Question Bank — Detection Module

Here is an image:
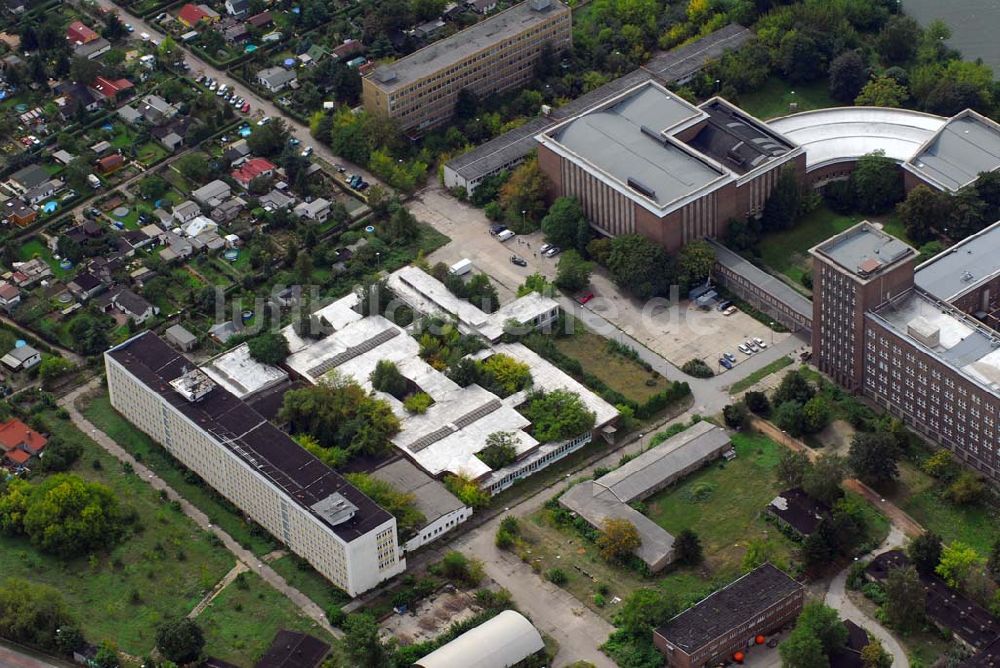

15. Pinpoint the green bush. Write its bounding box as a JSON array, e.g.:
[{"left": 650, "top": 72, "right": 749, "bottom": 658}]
[
  {"left": 681, "top": 358, "right": 714, "bottom": 378},
  {"left": 403, "top": 392, "right": 432, "bottom": 414},
  {"left": 546, "top": 568, "right": 568, "bottom": 585}
]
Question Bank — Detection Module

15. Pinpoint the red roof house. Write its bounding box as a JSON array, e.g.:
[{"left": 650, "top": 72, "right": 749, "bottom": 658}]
[
  {"left": 177, "top": 3, "right": 210, "bottom": 27},
  {"left": 97, "top": 153, "right": 125, "bottom": 173},
  {"left": 332, "top": 39, "right": 364, "bottom": 60},
  {"left": 66, "top": 20, "right": 99, "bottom": 45},
  {"left": 0, "top": 418, "right": 47, "bottom": 466},
  {"left": 231, "top": 157, "right": 276, "bottom": 188},
  {"left": 90, "top": 76, "right": 134, "bottom": 101},
  {"left": 246, "top": 10, "right": 273, "bottom": 28}
]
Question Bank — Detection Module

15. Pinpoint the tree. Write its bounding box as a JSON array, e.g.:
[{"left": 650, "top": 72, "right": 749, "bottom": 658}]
[
  {"left": 38, "top": 357, "right": 75, "bottom": 388},
  {"left": 780, "top": 601, "right": 847, "bottom": 667},
  {"left": 137, "top": 175, "right": 169, "bottom": 201},
  {"left": 0, "top": 578, "right": 74, "bottom": 650},
  {"left": 937, "top": 542, "right": 983, "bottom": 589},
  {"left": 542, "top": 197, "right": 586, "bottom": 250},
  {"left": 877, "top": 14, "right": 921, "bottom": 65},
  {"left": 801, "top": 396, "right": 831, "bottom": 434},
  {"left": 829, "top": 50, "right": 868, "bottom": 103},
  {"left": 555, "top": 250, "right": 593, "bottom": 293},
  {"left": 69, "top": 56, "right": 102, "bottom": 85},
  {"left": 944, "top": 472, "right": 986, "bottom": 505},
  {"left": 884, "top": 565, "right": 926, "bottom": 632},
  {"left": 775, "top": 370, "right": 815, "bottom": 405},
  {"left": 803, "top": 455, "right": 845, "bottom": 506},
  {"left": 176, "top": 153, "right": 210, "bottom": 182},
  {"left": 988, "top": 538, "right": 1000, "bottom": 582},
  {"left": 722, "top": 402, "right": 748, "bottom": 429},
  {"left": 517, "top": 273, "right": 553, "bottom": 298},
  {"left": 478, "top": 431, "right": 520, "bottom": 469},
  {"left": 776, "top": 30, "right": 825, "bottom": 83},
  {"left": 478, "top": 354, "right": 531, "bottom": 396},
  {"left": 156, "top": 618, "right": 205, "bottom": 665},
  {"left": 744, "top": 390, "right": 771, "bottom": 416},
  {"left": 761, "top": 167, "right": 803, "bottom": 231},
  {"left": 94, "top": 641, "right": 120, "bottom": 668},
  {"left": 673, "top": 529, "right": 703, "bottom": 566},
  {"left": 676, "top": 240, "right": 715, "bottom": 291},
  {"left": 606, "top": 234, "right": 674, "bottom": 299},
  {"left": 68, "top": 315, "right": 109, "bottom": 356},
  {"left": 615, "top": 589, "right": 677, "bottom": 635},
  {"left": 498, "top": 158, "right": 549, "bottom": 230},
  {"left": 247, "top": 118, "right": 290, "bottom": 158},
  {"left": 776, "top": 450, "right": 811, "bottom": 488},
  {"left": 848, "top": 432, "right": 900, "bottom": 486},
  {"left": 855, "top": 76, "right": 908, "bottom": 107},
  {"left": 773, "top": 400, "right": 804, "bottom": 437},
  {"left": 520, "top": 389, "right": 596, "bottom": 442},
  {"left": 897, "top": 185, "right": 950, "bottom": 244},
  {"left": 778, "top": 632, "right": 826, "bottom": 668},
  {"left": 246, "top": 332, "right": 289, "bottom": 365},
  {"left": 597, "top": 517, "right": 641, "bottom": 563},
  {"left": 851, "top": 151, "right": 904, "bottom": 214},
  {"left": 907, "top": 532, "right": 943, "bottom": 576},
  {"left": 383, "top": 206, "right": 419, "bottom": 245},
  {"left": 370, "top": 360, "right": 408, "bottom": 398},
  {"left": 342, "top": 613, "right": 390, "bottom": 668},
  {"left": 439, "top": 550, "right": 483, "bottom": 586},
  {"left": 860, "top": 640, "right": 893, "bottom": 668},
  {"left": 38, "top": 437, "right": 82, "bottom": 472}
]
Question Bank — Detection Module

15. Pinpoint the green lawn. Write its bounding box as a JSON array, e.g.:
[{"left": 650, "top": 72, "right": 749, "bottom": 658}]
[
  {"left": 268, "top": 555, "right": 350, "bottom": 614},
  {"left": 736, "top": 77, "right": 839, "bottom": 121},
  {"left": 137, "top": 141, "right": 169, "bottom": 167},
  {"left": 728, "top": 356, "right": 794, "bottom": 394},
  {"left": 80, "top": 393, "right": 280, "bottom": 557},
  {"left": 4, "top": 410, "right": 233, "bottom": 655},
  {"left": 198, "top": 571, "right": 334, "bottom": 666},
  {"left": 17, "top": 238, "right": 72, "bottom": 279},
  {"left": 554, "top": 329, "right": 668, "bottom": 404}
]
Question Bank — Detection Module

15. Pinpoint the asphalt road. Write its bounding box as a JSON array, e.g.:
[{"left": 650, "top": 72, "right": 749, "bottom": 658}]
[{"left": 90, "top": 0, "right": 379, "bottom": 185}]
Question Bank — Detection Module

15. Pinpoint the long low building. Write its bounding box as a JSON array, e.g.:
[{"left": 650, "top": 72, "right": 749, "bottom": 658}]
[
  {"left": 105, "top": 332, "right": 406, "bottom": 597},
  {"left": 559, "top": 422, "right": 731, "bottom": 572},
  {"left": 415, "top": 610, "right": 544, "bottom": 668}
]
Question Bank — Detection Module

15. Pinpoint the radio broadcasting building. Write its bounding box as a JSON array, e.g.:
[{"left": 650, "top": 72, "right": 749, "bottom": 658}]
[
  {"left": 105, "top": 333, "right": 406, "bottom": 596},
  {"left": 812, "top": 221, "right": 1000, "bottom": 481}
]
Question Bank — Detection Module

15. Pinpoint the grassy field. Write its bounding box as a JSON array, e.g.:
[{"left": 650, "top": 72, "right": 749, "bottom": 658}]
[
  {"left": 0, "top": 409, "right": 233, "bottom": 655},
  {"left": 268, "top": 555, "right": 350, "bottom": 614},
  {"left": 198, "top": 571, "right": 334, "bottom": 666},
  {"left": 728, "top": 357, "right": 794, "bottom": 394},
  {"left": 17, "top": 237, "right": 73, "bottom": 279},
  {"left": 554, "top": 329, "right": 667, "bottom": 403},
  {"left": 80, "top": 393, "right": 279, "bottom": 556},
  {"left": 736, "top": 77, "right": 838, "bottom": 121}
]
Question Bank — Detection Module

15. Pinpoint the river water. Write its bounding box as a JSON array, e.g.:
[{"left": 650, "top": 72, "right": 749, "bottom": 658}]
[{"left": 902, "top": 0, "right": 1000, "bottom": 73}]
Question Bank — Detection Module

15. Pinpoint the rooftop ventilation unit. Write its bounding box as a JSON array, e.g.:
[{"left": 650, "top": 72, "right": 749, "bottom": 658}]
[
  {"left": 374, "top": 69, "right": 397, "bottom": 84},
  {"left": 170, "top": 367, "right": 215, "bottom": 402},
  {"left": 627, "top": 177, "right": 656, "bottom": 200},
  {"left": 529, "top": 0, "right": 551, "bottom": 10},
  {"left": 311, "top": 492, "right": 358, "bottom": 526}
]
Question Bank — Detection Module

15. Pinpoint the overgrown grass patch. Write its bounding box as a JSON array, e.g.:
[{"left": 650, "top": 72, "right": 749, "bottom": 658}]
[{"left": 553, "top": 329, "right": 666, "bottom": 404}]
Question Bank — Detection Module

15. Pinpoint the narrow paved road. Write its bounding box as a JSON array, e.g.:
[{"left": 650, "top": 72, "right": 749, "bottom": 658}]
[
  {"left": 59, "top": 379, "right": 342, "bottom": 640},
  {"left": 0, "top": 644, "right": 71, "bottom": 668}
]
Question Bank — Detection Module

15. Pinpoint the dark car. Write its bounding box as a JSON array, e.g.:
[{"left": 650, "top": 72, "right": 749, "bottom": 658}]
[
  {"left": 510, "top": 255, "right": 527, "bottom": 267},
  {"left": 490, "top": 223, "right": 507, "bottom": 236}
]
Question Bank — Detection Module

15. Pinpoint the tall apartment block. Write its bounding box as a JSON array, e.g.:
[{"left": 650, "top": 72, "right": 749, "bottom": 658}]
[
  {"left": 811, "top": 222, "right": 1000, "bottom": 481},
  {"left": 362, "top": 0, "right": 571, "bottom": 133},
  {"left": 105, "top": 332, "right": 406, "bottom": 597}
]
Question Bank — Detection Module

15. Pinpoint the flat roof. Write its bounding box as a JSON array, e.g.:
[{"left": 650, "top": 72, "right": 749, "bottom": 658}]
[
  {"left": 371, "top": 458, "right": 467, "bottom": 522},
  {"left": 905, "top": 110, "right": 1000, "bottom": 192},
  {"left": 201, "top": 342, "right": 289, "bottom": 400},
  {"left": 107, "top": 332, "right": 393, "bottom": 543},
  {"left": 812, "top": 221, "right": 916, "bottom": 280},
  {"left": 767, "top": 487, "right": 828, "bottom": 536},
  {"left": 596, "top": 421, "right": 730, "bottom": 502},
  {"left": 708, "top": 240, "right": 813, "bottom": 320},
  {"left": 915, "top": 219, "right": 1000, "bottom": 302},
  {"left": 368, "top": 0, "right": 569, "bottom": 93},
  {"left": 767, "top": 107, "right": 946, "bottom": 169},
  {"left": 655, "top": 563, "right": 803, "bottom": 652}
]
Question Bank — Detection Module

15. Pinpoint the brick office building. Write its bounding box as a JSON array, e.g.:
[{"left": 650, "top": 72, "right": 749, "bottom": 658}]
[
  {"left": 811, "top": 221, "right": 1000, "bottom": 481},
  {"left": 362, "top": 0, "right": 571, "bottom": 133},
  {"left": 535, "top": 80, "right": 804, "bottom": 253},
  {"left": 653, "top": 563, "right": 804, "bottom": 668}
]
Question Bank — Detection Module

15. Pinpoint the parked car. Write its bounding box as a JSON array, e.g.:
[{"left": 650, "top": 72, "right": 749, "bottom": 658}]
[
  {"left": 723, "top": 306, "right": 737, "bottom": 316},
  {"left": 576, "top": 292, "right": 594, "bottom": 304},
  {"left": 754, "top": 337, "right": 767, "bottom": 349},
  {"left": 125, "top": 23, "right": 134, "bottom": 32},
  {"left": 489, "top": 223, "right": 507, "bottom": 236},
  {"left": 719, "top": 357, "right": 733, "bottom": 370},
  {"left": 497, "top": 229, "right": 516, "bottom": 242},
  {"left": 155, "top": 12, "right": 167, "bottom": 21},
  {"left": 195, "top": 74, "right": 205, "bottom": 84},
  {"left": 800, "top": 351, "right": 813, "bottom": 361},
  {"left": 717, "top": 300, "right": 732, "bottom": 311},
  {"left": 208, "top": 81, "right": 217, "bottom": 91},
  {"left": 539, "top": 243, "right": 553, "bottom": 254},
  {"left": 241, "top": 102, "right": 250, "bottom": 113},
  {"left": 140, "top": 32, "right": 150, "bottom": 41},
  {"left": 301, "top": 146, "right": 313, "bottom": 157},
  {"left": 738, "top": 344, "right": 752, "bottom": 355},
  {"left": 746, "top": 339, "right": 760, "bottom": 352},
  {"left": 288, "top": 137, "right": 301, "bottom": 146},
  {"left": 510, "top": 255, "right": 527, "bottom": 267},
  {"left": 543, "top": 246, "right": 561, "bottom": 258},
  {"left": 724, "top": 352, "right": 736, "bottom": 364},
  {"left": 258, "top": 116, "right": 271, "bottom": 126}
]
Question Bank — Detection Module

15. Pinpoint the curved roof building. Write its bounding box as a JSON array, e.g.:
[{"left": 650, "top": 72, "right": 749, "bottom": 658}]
[
  {"left": 414, "top": 610, "right": 544, "bottom": 668},
  {"left": 767, "top": 107, "right": 946, "bottom": 170}
]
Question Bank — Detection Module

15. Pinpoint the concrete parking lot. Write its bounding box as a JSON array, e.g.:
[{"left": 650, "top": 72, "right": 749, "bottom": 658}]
[{"left": 409, "top": 185, "right": 790, "bottom": 374}]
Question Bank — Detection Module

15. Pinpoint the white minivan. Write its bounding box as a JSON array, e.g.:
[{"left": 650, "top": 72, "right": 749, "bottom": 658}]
[{"left": 496, "top": 229, "right": 516, "bottom": 242}]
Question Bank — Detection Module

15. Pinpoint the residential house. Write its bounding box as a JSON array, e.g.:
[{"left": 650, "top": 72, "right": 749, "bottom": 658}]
[
  {"left": 177, "top": 3, "right": 218, "bottom": 27},
  {"left": 90, "top": 76, "right": 134, "bottom": 103},
  {"left": 129, "top": 265, "right": 157, "bottom": 287},
  {"left": 192, "top": 180, "right": 231, "bottom": 207},
  {"left": 137, "top": 94, "right": 179, "bottom": 125},
  {"left": 67, "top": 271, "right": 106, "bottom": 301},
  {"left": 90, "top": 140, "right": 112, "bottom": 155},
  {"left": 165, "top": 324, "right": 198, "bottom": 351},
  {"left": 1, "top": 344, "right": 41, "bottom": 372},
  {"left": 117, "top": 105, "right": 144, "bottom": 125},
  {"left": 209, "top": 319, "right": 244, "bottom": 343},
  {"left": 122, "top": 229, "right": 155, "bottom": 253},
  {"left": 55, "top": 81, "right": 101, "bottom": 117},
  {"left": 331, "top": 39, "right": 363, "bottom": 61},
  {"left": 0, "top": 418, "right": 47, "bottom": 467},
  {"left": 97, "top": 153, "right": 125, "bottom": 174},
  {"left": 259, "top": 189, "right": 294, "bottom": 211},
  {"left": 210, "top": 196, "right": 245, "bottom": 223},
  {"left": 11, "top": 259, "right": 52, "bottom": 287},
  {"left": 231, "top": 157, "right": 277, "bottom": 188},
  {"left": 182, "top": 215, "right": 217, "bottom": 238},
  {"left": 294, "top": 198, "right": 331, "bottom": 222},
  {"left": 66, "top": 20, "right": 99, "bottom": 45},
  {"left": 153, "top": 125, "right": 185, "bottom": 152},
  {"left": 23, "top": 178, "right": 62, "bottom": 205},
  {"left": 9, "top": 164, "right": 49, "bottom": 193},
  {"left": 257, "top": 66, "right": 296, "bottom": 93},
  {"left": 298, "top": 43, "right": 327, "bottom": 67},
  {"left": 74, "top": 37, "right": 111, "bottom": 60},
  {"left": 173, "top": 200, "right": 201, "bottom": 223},
  {"left": 222, "top": 139, "right": 251, "bottom": 165},
  {"left": 767, "top": 488, "right": 830, "bottom": 538},
  {"left": 223, "top": 22, "right": 249, "bottom": 43},
  {"left": 224, "top": 0, "right": 248, "bottom": 16},
  {"left": 413, "top": 19, "right": 445, "bottom": 40},
  {"left": 255, "top": 631, "right": 330, "bottom": 668},
  {"left": 159, "top": 231, "right": 195, "bottom": 262},
  {"left": 0, "top": 282, "right": 20, "bottom": 311},
  {"left": 112, "top": 288, "right": 159, "bottom": 323},
  {"left": 3, "top": 199, "right": 36, "bottom": 227},
  {"left": 246, "top": 10, "right": 273, "bottom": 28},
  {"left": 52, "top": 149, "right": 76, "bottom": 165}
]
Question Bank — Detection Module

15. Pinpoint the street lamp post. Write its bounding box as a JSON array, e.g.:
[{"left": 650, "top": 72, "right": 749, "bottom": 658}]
[
  {"left": 521, "top": 209, "right": 526, "bottom": 229},
  {"left": 770, "top": 322, "right": 775, "bottom": 345}
]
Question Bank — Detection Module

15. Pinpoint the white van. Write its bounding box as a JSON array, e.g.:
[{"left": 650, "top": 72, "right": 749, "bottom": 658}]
[
  {"left": 449, "top": 259, "right": 473, "bottom": 276},
  {"left": 496, "top": 229, "right": 516, "bottom": 242}
]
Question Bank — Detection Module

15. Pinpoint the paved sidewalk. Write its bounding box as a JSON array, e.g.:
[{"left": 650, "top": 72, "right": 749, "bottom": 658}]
[{"left": 60, "top": 380, "right": 341, "bottom": 639}]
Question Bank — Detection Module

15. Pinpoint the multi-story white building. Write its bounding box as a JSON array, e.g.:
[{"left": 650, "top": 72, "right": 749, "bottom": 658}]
[{"left": 105, "top": 332, "right": 406, "bottom": 597}]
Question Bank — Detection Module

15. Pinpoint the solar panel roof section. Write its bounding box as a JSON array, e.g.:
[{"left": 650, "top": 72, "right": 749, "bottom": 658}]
[{"left": 107, "top": 332, "right": 392, "bottom": 542}]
